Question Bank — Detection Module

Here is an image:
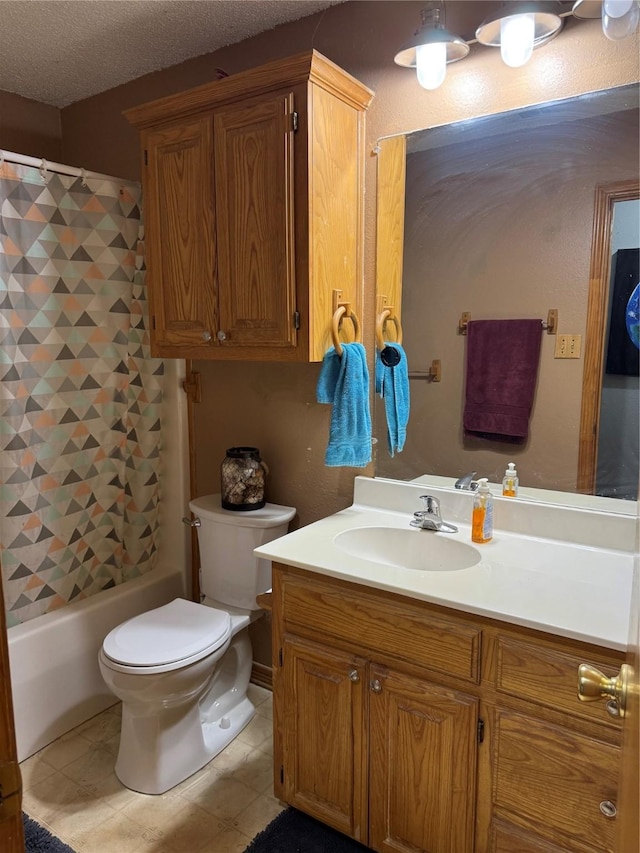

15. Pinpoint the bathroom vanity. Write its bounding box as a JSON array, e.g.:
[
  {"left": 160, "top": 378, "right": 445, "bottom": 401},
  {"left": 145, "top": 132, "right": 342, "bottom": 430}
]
[{"left": 255, "top": 476, "right": 635, "bottom": 853}]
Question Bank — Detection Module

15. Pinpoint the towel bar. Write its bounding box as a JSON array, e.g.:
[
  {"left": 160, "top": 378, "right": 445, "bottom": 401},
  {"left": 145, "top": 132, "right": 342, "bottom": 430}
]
[
  {"left": 458, "top": 309, "right": 558, "bottom": 335},
  {"left": 408, "top": 360, "right": 441, "bottom": 382}
]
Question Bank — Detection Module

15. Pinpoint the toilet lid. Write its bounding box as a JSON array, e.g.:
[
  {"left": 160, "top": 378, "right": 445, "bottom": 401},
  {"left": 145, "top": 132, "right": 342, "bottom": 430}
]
[{"left": 102, "top": 598, "right": 231, "bottom": 667}]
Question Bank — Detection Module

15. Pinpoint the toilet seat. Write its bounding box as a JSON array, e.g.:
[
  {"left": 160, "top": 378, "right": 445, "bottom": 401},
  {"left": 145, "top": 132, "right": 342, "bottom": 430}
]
[{"left": 102, "top": 598, "right": 231, "bottom": 673}]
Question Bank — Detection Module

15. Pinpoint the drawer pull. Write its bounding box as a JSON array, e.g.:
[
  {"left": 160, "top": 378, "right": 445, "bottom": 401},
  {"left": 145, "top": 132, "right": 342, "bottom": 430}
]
[
  {"left": 217, "top": 330, "right": 227, "bottom": 341},
  {"left": 599, "top": 800, "right": 617, "bottom": 819},
  {"left": 201, "top": 331, "right": 212, "bottom": 342},
  {"left": 370, "top": 679, "right": 382, "bottom": 694},
  {"left": 348, "top": 669, "right": 360, "bottom": 683}
]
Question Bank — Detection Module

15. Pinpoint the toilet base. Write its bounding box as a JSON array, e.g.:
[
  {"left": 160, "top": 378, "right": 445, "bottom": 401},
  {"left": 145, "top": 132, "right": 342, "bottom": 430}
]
[
  {"left": 112, "top": 627, "right": 257, "bottom": 795},
  {"left": 115, "top": 694, "right": 256, "bottom": 795}
]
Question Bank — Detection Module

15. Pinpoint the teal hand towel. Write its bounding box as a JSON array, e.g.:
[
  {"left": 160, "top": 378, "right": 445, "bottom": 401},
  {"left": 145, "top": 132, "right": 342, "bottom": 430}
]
[
  {"left": 375, "top": 343, "right": 410, "bottom": 457},
  {"left": 317, "top": 342, "right": 372, "bottom": 467}
]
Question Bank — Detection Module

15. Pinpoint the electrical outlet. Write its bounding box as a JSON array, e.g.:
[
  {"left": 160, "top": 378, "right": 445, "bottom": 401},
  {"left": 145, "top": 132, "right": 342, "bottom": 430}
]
[{"left": 554, "top": 334, "right": 582, "bottom": 359}]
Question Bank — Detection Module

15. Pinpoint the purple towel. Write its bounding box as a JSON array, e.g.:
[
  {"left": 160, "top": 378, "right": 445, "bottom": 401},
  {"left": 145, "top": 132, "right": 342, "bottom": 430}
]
[{"left": 463, "top": 319, "right": 542, "bottom": 443}]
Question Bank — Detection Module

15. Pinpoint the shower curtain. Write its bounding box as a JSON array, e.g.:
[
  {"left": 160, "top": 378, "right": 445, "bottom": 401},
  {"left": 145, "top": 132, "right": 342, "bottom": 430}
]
[{"left": 0, "top": 160, "right": 164, "bottom": 627}]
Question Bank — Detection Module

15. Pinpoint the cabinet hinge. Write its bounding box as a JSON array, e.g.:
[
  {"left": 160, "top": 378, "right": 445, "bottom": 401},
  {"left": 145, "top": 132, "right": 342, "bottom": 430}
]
[
  {"left": 293, "top": 310, "right": 300, "bottom": 330},
  {"left": 144, "top": 149, "right": 148, "bottom": 166},
  {"left": 280, "top": 765, "right": 284, "bottom": 785},
  {"left": 292, "top": 111, "right": 298, "bottom": 132},
  {"left": 279, "top": 647, "right": 283, "bottom": 667},
  {"left": 477, "top": 719, "right": 485, "bottom": 744},
  {"left": 0, "top": 761, "right": 22, "bottom": 820}
]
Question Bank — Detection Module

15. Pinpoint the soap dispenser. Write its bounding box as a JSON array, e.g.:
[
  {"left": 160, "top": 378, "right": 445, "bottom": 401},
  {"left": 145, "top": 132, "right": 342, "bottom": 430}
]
[
  {"left": 502, "top": 462, "right": 519, "bottom": 497},
  {"left": 472, "top": 478, "right": 493, "bottom": 544}
]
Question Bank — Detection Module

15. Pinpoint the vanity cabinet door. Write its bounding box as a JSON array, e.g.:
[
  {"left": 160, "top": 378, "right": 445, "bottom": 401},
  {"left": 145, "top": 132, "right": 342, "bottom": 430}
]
[
  {"left": 369, "top": 665, "right": 479, "bottom": 853},
  {"left": 492, "top": 708, "right": 620, "bottom": 853},
  {"left": 280, "top": 637, "right": 368, "bottom": 842}
]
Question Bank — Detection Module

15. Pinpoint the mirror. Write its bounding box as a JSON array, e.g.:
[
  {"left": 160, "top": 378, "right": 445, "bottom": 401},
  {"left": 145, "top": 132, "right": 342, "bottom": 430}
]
[{"left": 374, "top": 84, "right": 639, "bottom": 503}]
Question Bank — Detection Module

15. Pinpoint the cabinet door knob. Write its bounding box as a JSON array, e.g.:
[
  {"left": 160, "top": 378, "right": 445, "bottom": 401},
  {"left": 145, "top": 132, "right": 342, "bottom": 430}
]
[
  {"left": 217, "top": 330, "right": 227, "bottom": 341},
  {"left": 370, "top": 679, "right": 382, "bottom": 693},
  {"left": 577, "top": 663, "right": 629, "bottom": 718},
  {"left": 201, "top": 331, "right": 212, "bottom": 342},
  {"left": 348, "top": 669, "right": 360, "bottom": 683},
  {"left": 599, "top": 800, "right": 617, "bottom": 819}
]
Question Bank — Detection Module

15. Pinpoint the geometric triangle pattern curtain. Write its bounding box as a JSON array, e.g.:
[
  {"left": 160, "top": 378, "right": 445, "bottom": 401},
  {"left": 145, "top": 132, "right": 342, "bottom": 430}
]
[{"left": 0, "top": 162, "right": 164, "bottom": 627}]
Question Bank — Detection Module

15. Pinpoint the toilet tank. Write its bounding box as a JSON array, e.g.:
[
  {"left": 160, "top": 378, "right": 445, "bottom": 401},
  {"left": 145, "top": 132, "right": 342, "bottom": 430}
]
[{"left": 188, "top": 494, "right": 296, "bottom": 610}]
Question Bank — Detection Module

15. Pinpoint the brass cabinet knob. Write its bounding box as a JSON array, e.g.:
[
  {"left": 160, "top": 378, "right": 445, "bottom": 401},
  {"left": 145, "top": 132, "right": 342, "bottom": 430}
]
[
  {"left": 599, "top": 800, "right": 617, "bottom": 819},
  {"left": 577, "top": 663, "right": 630, "bottom": 718},
  {"left": 201, "top": 331, "right": 212, "bottom": 342},
  {"left": 370, "top": 679, "right": 382, "bottom": 694},
  {"left": 348, "top": 669, "right": 360, "bottom": 683}
]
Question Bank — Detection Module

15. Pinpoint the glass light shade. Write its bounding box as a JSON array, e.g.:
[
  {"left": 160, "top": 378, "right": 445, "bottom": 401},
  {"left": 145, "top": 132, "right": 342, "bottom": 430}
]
[
  {"left": 603, "top": 0, "right": 634, "bottom": 17},
  {"left": 416, "top": 41, "right": 447, "bottom": 89},
  {"left": 500, "top": 13, "right": 536, "bottom": 67},
  {"left": 603, "top": 0, "right": 639, "bottom": 37}
]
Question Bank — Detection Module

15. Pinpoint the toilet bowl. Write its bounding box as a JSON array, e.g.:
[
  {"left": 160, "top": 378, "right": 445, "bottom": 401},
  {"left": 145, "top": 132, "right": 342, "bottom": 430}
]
[{"left": 99, "top": 495, "right": 295, "bottom": 794}]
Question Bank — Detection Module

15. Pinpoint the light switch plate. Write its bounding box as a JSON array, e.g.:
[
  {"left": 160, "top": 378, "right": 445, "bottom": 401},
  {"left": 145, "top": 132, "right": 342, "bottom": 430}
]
[{"left": 554, "top": 334, "right": 582, "bottom": 359}]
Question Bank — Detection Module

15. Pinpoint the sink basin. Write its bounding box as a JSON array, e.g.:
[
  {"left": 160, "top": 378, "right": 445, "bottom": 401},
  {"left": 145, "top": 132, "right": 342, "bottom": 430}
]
[{"left": 333, "top": 526, "right": 481, "bottom": 572}]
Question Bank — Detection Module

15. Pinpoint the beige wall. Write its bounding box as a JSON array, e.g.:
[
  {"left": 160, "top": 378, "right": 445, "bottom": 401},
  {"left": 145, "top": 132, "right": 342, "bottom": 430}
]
[
  {"left": 7, "top": 1, "right": 634, "bottom": 664},
  {"left": 0, "top": 89, "right": 61, "bottom": 160}
]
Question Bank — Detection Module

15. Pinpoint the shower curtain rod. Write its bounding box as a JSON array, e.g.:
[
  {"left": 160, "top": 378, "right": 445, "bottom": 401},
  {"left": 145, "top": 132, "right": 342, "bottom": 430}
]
[{"left": 0, "top": 148, "right": 137, "bottom": 187}]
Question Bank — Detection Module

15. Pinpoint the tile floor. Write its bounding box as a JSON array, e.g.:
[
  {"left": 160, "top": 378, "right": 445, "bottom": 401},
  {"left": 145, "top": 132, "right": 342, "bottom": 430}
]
[{"left": 20, "top": 684, "right": 284, "bottom": 852}]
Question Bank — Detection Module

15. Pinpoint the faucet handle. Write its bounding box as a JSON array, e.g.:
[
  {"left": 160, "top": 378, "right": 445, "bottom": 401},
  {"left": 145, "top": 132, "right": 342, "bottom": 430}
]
[{"left": 418, "top": 495, "right": 441, "bottom": 516}]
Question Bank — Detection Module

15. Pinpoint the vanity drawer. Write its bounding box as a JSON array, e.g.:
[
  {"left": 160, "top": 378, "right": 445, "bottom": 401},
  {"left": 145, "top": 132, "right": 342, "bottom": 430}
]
[
  {"left": 495, "top": 637, "right": 623, "bottom": 727},
  {"left": 492, "top": 709, "right": 619, "bottom": 853},
  {"left": 281, "top": 572, "right": 481, "bottom": 683}
]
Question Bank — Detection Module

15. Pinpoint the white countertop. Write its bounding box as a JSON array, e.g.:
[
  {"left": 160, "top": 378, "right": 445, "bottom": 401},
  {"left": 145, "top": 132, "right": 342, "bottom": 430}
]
[{"left": 255, "top": 477, "right": 635, "bottom": 651}]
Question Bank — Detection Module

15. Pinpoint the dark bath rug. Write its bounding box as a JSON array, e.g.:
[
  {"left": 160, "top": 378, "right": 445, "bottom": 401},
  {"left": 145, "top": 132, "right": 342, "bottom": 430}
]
[
  {"left": 23, "top": 813, "right": 77, "bottom": 853},
  {"left": 244, "top": 808, "right": 370, "bottom": 853}
]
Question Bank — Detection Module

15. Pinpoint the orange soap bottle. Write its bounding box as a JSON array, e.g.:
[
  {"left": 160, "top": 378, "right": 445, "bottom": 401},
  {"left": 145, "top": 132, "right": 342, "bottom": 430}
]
[{"left": 472, "top": 478, "right": 493, "bottom": 544}]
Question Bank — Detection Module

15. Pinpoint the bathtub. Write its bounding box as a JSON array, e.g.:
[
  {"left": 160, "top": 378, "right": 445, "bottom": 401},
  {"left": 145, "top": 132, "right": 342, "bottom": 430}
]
[{"left": 8, "top": 566, "right": 185, "bottom": 761}]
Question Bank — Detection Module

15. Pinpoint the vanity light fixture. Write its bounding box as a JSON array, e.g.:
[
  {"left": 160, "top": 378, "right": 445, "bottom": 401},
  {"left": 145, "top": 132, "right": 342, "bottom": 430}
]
[
  {"left": 394, "top": 2, "right": 470, "bottom": 91},
  {"left": 475, "top": 1, "right": 564, "bottom": 68},
  {"left": 572, "top": 0, "right": 640, "bottom": 40}
]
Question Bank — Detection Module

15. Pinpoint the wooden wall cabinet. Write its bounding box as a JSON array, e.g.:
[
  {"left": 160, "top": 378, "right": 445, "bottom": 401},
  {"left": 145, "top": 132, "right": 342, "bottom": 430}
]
[
  {"left": 271, "top": 564, "right": 625, "bottom": 853},
  {"left": 125, "top": 51, "right": 373, "bottom": 361}
]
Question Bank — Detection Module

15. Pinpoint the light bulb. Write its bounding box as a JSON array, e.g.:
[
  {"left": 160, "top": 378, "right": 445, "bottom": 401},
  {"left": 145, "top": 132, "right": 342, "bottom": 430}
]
[
  {"left": 416, "top": 41, "right": 447, "bottom": 90},
  {"left": 500, "top": 13, "right": 535, "bottom": 68},
  {"left": 603, "top": 0, "right": 639, "bottom": 38}
]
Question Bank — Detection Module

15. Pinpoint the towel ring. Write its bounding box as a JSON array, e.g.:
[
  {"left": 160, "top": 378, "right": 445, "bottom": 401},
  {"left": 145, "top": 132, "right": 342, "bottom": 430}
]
[
  {"left": 332, "top": 305, "right": 361, "bottom": 356},
  {"left": 376, "top": 308, "right": 403, "bottom": 351}
]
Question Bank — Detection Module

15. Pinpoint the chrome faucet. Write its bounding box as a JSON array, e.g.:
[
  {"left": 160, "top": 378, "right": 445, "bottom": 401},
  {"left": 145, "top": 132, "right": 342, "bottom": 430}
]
[
  {"left": 455, "top": 472, "right": 479, "bottom": 491},
  {"left": 410, "top": 495, "right": 458, "bottom": 533}
]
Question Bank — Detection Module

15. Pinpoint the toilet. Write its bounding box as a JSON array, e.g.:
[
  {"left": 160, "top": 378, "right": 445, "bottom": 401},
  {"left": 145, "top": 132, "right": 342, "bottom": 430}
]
[{"left": 98, "top": 493, "right": 295, "bottom": 795}]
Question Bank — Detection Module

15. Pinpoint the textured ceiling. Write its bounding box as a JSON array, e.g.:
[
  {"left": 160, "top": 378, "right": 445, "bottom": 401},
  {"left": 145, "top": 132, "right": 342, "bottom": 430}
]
[{"left": 0, "top": 0, "right": 344, "bottom": 108}]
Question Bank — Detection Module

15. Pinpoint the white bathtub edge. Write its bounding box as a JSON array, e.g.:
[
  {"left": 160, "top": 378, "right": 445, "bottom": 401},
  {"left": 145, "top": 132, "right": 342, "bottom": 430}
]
[{"left": 8, "top": 567, "right": 184, "bottom": 761}]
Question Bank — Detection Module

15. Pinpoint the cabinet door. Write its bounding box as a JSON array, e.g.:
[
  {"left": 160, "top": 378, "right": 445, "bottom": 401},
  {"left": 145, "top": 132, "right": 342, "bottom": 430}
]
[
  {"left": 493, "top": 709, "right": 620, "bottom": 853},
  {"left": 281, "top": 637, "right": 368, "bottom": 842},
  {"left": 214, "top": 91, "right": 297, "bottom": 350},
  {"left": 369, "top": 666, "right": 479, "bottom": 853},
  {"left": 144, "top": 116, "right": 217, "bottom": 353}
]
